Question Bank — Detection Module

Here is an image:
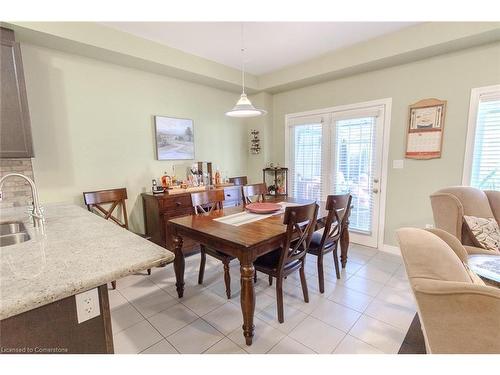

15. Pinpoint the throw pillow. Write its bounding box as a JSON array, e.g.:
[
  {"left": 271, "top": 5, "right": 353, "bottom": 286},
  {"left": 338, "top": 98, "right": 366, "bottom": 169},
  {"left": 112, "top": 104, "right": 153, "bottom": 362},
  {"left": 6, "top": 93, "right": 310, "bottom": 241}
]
[{"left": 463, "top": 215, "right": 500, "bottom": 252}]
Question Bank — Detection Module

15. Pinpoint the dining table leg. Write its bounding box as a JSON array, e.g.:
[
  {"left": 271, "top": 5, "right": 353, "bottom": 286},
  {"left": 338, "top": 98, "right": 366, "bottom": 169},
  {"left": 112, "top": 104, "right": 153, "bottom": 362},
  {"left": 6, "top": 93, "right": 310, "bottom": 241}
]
[
  {"left": 239, "top": 260, "right": 256, "bottom": 346},
  {"left": 340, "top": 221, "right": 350, "bottom": 268},
  {"left": 172, "top": 234, "right": 185, "bottom": 298}
]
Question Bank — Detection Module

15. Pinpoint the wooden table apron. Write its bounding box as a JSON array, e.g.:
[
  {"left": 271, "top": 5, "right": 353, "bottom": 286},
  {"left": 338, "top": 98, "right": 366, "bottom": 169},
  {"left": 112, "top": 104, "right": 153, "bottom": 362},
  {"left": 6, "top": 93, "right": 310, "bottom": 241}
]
[{"left": 167, "top": 198, "right": 350, "bottom": 346}]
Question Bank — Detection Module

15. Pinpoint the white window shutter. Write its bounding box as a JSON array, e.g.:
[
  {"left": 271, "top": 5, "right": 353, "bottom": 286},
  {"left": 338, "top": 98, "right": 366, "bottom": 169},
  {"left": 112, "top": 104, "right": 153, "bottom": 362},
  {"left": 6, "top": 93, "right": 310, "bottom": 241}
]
[
  {"left": 470, "top": 94, "right": 500, "bottom": 190},
  {"left": 288, "top": 116, "right": 324, "bottom": 201},
  {"left": 332, "top": 116, "right": 378, "bottom": 234}
]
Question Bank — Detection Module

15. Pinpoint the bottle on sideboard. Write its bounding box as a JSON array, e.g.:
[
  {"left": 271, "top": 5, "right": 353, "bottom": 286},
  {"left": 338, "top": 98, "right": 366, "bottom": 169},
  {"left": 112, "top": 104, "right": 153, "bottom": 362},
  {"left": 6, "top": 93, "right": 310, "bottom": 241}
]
[
  {"left": 161, "top": 171, "right": 170, "bottom": 188},
  {"left": 214, "top": 167, "right": 221, "bottom": 186}
]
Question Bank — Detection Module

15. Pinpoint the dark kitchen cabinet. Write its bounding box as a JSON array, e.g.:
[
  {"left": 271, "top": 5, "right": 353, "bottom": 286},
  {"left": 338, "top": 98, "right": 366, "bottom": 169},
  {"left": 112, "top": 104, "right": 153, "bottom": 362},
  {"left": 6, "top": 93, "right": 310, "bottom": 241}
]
[{"left": 1, "top": 27, "right": 34, "bottom": 158}]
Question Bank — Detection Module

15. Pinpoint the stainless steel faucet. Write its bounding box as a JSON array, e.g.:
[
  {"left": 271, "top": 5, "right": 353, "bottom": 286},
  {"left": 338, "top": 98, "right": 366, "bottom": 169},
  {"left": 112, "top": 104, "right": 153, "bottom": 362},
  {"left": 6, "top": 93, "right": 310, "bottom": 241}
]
[{"left": 0, "top": 173, "right": 45, "bottom": 229}]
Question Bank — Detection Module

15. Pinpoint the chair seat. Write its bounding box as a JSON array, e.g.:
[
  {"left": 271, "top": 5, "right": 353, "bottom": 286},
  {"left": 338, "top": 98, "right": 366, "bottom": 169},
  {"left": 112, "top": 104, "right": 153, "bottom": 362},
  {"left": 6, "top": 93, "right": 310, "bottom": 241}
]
[
  {"left": 307, "top": 231, "right": 336, "bottom": 255},
  {"left": 254, "top": 248, "right": 301, "bottom": 274}
]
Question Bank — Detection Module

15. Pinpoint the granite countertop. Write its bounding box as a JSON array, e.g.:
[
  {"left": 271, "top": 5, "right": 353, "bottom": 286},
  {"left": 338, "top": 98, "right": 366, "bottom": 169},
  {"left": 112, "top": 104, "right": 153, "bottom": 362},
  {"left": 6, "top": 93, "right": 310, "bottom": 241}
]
[{"left": 0, "top": 202, "right": 174, "bottom": 320}]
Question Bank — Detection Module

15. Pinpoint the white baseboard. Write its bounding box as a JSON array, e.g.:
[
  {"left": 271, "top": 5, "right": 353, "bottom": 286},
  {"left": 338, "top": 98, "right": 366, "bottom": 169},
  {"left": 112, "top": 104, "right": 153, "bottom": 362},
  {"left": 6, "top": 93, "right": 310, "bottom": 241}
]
[{"left": 380, "top": 244, "right": 401, "bottom": 256}]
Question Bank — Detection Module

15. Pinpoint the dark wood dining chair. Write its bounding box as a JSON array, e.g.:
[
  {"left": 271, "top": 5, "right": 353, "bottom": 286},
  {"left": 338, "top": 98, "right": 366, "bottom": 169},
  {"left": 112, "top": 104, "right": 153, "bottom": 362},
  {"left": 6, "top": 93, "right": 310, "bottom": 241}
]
[
  {"left": 191, "top": 189, "right": 235, "bottom": 299},
  {"left": 83, "top": 188, "right": 151, "bottom": 290},
  {"left": 254, "top": 202, "right": 318, "bottom": 323},
  {"left": 242, "top": 183, "right": 267, "bottom": 204},
  {"left": 307, "top": 193, "right": 352, "bottom": 293},
  {"left": 229, "top": 176, "right": 248, "bottom": 186}
]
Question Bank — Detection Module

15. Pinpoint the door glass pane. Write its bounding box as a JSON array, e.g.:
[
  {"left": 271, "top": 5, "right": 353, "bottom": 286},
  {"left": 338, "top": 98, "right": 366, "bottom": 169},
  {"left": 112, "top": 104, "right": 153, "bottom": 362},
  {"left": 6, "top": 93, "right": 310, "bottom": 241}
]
[
  {"left": 290, "top": 124, "right": 322, "bottom": 200},
  {"left": 333, "top": 117, "right": 376, "bottom": 234}
]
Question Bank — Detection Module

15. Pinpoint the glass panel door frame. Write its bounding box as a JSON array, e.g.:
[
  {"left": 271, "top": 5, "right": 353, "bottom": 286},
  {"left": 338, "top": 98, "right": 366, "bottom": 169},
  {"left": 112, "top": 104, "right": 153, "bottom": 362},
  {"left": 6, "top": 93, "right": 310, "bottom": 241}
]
[
  {"left": 285, "top": 98, "right": 392, "bottom": 250},
  {"left": 329, "top": 111, "right": 385, "bottom": 248}
]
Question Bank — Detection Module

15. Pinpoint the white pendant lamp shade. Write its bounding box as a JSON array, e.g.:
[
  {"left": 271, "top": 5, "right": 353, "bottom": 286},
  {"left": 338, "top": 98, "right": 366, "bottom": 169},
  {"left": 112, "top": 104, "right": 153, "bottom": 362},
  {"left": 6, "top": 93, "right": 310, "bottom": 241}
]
[
  {"left": 226, "top": 24, "right": 266, "bottom": 118},
  {"left": 225, "top": 93, "right": 267, "bottom": 118}
]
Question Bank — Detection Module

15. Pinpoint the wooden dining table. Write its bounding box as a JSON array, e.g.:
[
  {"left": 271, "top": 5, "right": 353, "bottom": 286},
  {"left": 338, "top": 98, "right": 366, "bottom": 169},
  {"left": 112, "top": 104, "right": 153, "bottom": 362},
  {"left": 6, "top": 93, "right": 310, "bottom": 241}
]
[{"left": 168, "top": 197, "right": 350, "bottom": 346}]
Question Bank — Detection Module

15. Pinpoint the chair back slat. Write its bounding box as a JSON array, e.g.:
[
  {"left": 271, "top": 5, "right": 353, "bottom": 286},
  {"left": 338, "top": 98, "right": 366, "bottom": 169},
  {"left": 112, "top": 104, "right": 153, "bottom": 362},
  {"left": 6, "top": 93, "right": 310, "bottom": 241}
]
[
  {"left": 242, "top": 183, "right": 267, "bottom": 204},
  {"left": 279, "top": 202, "right": 318, "bottom": 268},
  {"left": 191, "top": 189, "right": 225, "bottom": 215},
  {"left": 83, "top": 188, "right": 129, "bottom": 229},
  {"left": 318, "top": 194, "right": 352, "bottom": 250}
]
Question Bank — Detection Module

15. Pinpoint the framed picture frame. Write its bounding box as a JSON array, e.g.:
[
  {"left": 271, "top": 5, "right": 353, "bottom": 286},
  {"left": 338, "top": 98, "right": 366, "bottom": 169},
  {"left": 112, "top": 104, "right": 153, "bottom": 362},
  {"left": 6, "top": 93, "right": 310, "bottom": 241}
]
[
  {"left": 405, "top": 98, "right": 447, "bottom": 160},
  {"left": 154, "top": 115, "right": 195, "bottom": 160}
]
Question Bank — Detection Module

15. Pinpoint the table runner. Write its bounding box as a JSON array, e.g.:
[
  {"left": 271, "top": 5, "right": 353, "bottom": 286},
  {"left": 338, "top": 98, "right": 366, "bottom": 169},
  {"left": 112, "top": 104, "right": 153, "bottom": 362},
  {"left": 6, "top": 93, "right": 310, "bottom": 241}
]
[{"left": 214, "top": 202, "right": 301, "bottom": 227}]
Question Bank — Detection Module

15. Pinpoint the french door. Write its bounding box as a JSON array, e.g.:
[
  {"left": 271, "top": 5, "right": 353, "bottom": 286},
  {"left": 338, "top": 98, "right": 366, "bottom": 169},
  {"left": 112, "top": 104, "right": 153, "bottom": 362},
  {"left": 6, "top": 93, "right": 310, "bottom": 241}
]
[{"left": 287, "top": 100, "right": 389, "bottom": 248}]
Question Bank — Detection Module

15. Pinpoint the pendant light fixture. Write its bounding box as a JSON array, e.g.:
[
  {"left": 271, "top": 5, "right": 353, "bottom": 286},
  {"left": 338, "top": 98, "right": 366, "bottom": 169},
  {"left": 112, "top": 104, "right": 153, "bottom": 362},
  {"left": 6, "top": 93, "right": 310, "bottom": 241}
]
[{"left": 225, "top": 23, "right": 267, "bottom": 118}]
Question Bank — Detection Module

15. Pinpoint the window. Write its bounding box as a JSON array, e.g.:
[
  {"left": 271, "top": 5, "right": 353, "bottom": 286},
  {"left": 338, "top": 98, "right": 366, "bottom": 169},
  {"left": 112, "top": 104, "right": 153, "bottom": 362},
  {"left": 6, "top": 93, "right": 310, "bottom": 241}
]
[
  {"left": 288, "top": 117, "right": 324, "bottom": 201},
  {"left": 463, "top": 85, "right": 500, "bottom": 190}
]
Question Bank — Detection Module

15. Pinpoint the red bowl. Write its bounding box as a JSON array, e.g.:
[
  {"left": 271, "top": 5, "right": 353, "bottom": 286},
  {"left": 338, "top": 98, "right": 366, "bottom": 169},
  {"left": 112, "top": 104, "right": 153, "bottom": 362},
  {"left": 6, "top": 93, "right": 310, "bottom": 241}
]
[{"left": 246, "top": 202, "right": 282, "bottom": 214}]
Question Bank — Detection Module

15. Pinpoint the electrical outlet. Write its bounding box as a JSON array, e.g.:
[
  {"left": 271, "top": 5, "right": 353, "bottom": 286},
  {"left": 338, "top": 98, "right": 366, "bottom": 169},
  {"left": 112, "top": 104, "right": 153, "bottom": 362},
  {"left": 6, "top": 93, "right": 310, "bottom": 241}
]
[
  {"left": 75, "top": 288, "right": 100, "bottom": 323},
  {"left": 425, "top": 224, "right": 434, "bottom": 229},
  {"left": 393, "top": 159, "right": 404, "bottom": 169}
]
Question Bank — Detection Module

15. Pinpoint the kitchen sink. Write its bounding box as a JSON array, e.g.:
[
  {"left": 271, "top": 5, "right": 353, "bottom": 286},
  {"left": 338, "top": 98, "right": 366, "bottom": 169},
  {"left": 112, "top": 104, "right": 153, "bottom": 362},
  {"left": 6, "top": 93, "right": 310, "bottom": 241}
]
[
  {"left": 0, "top": 222, "right": 30, "bottom": 247},
  {"left": 0, "top": 233, "right": 31, "bottom": 247},
  {"left": 0, "top": 221, "right": 26, "bottom": 236}
]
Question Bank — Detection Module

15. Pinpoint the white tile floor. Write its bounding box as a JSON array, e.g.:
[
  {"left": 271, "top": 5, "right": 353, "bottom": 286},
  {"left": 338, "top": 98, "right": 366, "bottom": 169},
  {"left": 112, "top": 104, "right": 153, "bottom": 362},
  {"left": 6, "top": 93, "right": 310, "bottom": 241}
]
[{"left": 110, "top": 243, "right": 416, "bottom": 354}]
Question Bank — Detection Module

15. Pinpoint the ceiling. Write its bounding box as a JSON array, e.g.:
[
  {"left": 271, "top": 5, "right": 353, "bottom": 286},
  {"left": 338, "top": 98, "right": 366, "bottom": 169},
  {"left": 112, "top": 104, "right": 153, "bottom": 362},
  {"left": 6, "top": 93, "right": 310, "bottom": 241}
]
[{"left": 100, "top": 22, "right": 418, "bottom": 75}]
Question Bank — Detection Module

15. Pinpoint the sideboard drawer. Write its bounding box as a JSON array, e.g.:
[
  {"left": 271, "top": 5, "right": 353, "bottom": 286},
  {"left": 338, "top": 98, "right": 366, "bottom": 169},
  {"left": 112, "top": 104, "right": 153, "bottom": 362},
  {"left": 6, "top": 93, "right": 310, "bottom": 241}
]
[{"left": 159, "top": 194, "right": 192, "bottom": 211}]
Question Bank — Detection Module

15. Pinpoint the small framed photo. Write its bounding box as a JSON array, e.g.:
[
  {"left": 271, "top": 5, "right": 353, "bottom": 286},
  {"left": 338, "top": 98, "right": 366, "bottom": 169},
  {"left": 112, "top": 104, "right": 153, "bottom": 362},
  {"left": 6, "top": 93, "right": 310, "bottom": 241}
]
[{"left": 154, "top": 116, "right": 195, "bottom": 160}]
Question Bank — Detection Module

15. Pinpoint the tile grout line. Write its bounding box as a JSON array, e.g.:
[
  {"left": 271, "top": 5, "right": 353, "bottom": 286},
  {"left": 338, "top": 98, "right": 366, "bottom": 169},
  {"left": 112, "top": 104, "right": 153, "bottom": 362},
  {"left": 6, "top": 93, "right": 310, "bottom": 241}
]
[
  {"left": 112, "top": 246, "right": 410, "bottom": 354},
  {"left": 138, "top": 337, "right": 176, "bottom": 354}
]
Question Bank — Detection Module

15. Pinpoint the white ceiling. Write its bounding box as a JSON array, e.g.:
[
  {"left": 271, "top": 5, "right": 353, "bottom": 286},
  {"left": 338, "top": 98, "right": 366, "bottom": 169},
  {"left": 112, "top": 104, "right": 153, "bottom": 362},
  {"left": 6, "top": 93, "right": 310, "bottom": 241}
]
[{"left": 100, "top": 22, "right": 418, "bottom": 75}]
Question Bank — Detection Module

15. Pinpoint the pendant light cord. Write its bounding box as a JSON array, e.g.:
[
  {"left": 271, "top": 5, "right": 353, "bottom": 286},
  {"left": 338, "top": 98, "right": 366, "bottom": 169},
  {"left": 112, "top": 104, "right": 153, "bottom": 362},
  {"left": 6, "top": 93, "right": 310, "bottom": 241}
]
[{"left": 241, "top": 23, "right": 245, "bottom": 94}]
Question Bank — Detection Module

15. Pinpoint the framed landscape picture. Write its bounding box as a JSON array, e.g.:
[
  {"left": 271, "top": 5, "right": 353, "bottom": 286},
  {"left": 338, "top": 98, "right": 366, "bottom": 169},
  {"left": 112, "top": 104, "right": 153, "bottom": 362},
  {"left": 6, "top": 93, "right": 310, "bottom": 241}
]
[{"left": 154, "top": 115, "right": 195, "bottom": 160}]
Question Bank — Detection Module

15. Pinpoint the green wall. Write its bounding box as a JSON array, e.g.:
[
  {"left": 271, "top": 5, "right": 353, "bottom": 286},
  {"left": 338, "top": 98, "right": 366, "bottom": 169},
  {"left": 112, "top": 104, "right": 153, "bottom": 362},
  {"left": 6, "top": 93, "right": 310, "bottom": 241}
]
[
  {"left": 19, "top": 39, "right": 500, "bottom": 247},
  {"left": 21, "top": 43, "right": 250, "bottom": 233},
  {"left": 271, "top": 42, "right": 500, "bottom": 246}
]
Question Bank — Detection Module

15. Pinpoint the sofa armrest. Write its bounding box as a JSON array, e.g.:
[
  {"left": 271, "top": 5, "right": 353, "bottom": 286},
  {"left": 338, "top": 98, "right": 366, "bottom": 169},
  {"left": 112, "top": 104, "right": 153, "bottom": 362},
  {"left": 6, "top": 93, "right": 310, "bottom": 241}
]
[
  {"left": 426, "top": 228, "right": 469, "bottom": 263},
  {"left": 485, "top": 190, "right": 500, "bottom": 225},
  {"left": 411, "top": 279, "right": 500, "bottom": 353},
  {"left": 429, "top": 193, "right": 464, "bottom": 239}
]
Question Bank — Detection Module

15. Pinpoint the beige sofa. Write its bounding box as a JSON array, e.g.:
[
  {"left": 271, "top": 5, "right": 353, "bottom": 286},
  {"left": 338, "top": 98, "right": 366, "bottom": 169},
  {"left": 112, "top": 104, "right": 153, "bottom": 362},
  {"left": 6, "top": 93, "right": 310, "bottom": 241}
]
[
  {"left": 430, "top": 186, "right": 500, "bottom": 255},
  {"left": 396, "top": 227, "right": 500, "bottom": 354}
]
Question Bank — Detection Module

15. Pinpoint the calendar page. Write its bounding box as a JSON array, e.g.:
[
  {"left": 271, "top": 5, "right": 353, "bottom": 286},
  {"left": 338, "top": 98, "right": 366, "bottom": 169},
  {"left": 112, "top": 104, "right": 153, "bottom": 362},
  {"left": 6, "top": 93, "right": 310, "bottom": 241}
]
[{"left": 406, "top": 131, "right": 442, "bottom": 159}]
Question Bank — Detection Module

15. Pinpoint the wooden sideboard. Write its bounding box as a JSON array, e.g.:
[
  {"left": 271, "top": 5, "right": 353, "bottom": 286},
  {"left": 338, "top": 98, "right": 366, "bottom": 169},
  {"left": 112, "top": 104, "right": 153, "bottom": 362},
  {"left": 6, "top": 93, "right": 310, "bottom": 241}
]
[{"left": 142, "top": 185, "right": 243, "bottom": 255}]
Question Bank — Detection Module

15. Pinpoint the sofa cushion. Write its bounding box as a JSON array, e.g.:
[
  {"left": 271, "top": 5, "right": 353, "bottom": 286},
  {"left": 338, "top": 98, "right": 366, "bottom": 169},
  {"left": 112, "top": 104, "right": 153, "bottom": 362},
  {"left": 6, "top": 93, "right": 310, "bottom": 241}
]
[{"left": 463, "top": 215, "right": 500, "bottom": 252}]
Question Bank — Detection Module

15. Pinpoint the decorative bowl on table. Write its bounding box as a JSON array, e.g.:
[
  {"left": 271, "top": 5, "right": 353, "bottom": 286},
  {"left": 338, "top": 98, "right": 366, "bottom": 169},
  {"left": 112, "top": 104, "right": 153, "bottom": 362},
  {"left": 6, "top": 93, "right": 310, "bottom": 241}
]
[{"left": 245, "top": 202, "right": 282, "bottom": 214}]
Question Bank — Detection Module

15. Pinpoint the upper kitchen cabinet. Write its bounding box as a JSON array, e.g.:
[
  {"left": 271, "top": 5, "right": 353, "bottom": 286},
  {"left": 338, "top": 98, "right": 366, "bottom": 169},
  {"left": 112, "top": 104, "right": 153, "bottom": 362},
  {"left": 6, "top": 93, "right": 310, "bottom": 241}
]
[{"left": 1, "top": 27, "right": 34, "bottom": 158}]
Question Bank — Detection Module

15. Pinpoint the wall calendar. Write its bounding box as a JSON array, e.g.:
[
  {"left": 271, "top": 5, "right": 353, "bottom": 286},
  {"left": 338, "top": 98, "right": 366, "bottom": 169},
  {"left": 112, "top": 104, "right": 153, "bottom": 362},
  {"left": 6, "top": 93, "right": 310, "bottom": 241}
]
[{"left": 405, "top": 98, "right": 447, "bottom": 159}]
